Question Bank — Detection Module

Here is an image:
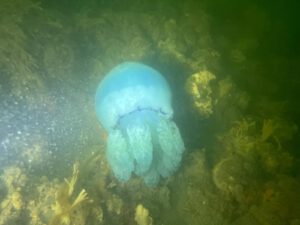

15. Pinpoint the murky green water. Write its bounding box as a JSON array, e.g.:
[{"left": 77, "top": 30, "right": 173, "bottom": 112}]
[{"left": 0, "top": 0, "right": 299, "bottom": 224}]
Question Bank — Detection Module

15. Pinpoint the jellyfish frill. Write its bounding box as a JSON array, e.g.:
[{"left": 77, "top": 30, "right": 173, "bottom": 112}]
[{"left": 95, "top": 62, "right": 185, "bottom": 186}]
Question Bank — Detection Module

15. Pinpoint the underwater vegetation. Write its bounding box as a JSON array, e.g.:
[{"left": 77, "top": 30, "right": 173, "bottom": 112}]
[
  {"left": 185, "top": 70, "right": 216, "bottom": 118},
  {"left": 95, "top": 62, "right": 185, "bottom": 186},
  {"left": 50, "top": 163, "right": 88, "bottom": 225},
  {"left": 134, "top": 204, "right": 153, "bottom": 225},
  {"left": 0, "top": 0, "right": 46, "bottom": 103},
  {"left": 0, "top": 167, "right": 27, "bottom": 225}
]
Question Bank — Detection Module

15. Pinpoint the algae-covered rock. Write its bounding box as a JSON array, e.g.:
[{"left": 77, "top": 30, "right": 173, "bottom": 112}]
[
  {"left": 185, "top": 70, "right": 216, "bottom": 118},
  {"left": 171, "top": 149, "right": 233, "bottom": 225},
  {"left": 0, "top": 0, "right": 46, "bottom": 102},
  {"left": 135, "top": 204, "right": 153, "bottom": 225},
  {"left": 247, "top": 175, "right": 300, "bottom": 225},
  {"left": 0, "top": 166, "right": 27, "bottom": 225},
  {"left": 212, "top": 155, "right": 260, "bottom": 204}
]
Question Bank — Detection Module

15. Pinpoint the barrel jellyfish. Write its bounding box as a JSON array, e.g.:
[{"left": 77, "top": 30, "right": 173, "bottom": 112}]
[{"left": 95, "top": 62, "right": 185, "bottom": 186}]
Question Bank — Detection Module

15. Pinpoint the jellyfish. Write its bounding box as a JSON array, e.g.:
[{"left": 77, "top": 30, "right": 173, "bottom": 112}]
[{"left": 95, "top": 62, "right": 185, "bottom": 186}]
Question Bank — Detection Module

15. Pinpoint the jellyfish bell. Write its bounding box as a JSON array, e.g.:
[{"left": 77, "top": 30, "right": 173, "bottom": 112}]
[
  {"left": 95, "top": 62, "right": 185, "bottom": 186},
  {"left": 96, "top": 62, "right": 173, "bottom": 131}
]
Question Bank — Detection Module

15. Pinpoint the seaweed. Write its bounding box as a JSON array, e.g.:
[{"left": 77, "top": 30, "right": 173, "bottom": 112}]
[{"left": 50, "top": 163, "right": 88, "bottom": 225}]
